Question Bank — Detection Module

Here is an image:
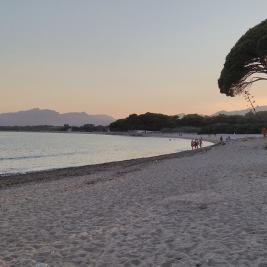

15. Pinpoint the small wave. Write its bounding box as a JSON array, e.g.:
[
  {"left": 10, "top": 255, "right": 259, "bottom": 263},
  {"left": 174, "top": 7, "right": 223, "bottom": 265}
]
[
  {"left": 0, "top": 171, "right": 27, "bottom": 177},
  {"left": 0, "top": 155, "right": 44, "bottom": 161},
  {"left": 0, "top": 151, "right": 88, "bottom": 161}
]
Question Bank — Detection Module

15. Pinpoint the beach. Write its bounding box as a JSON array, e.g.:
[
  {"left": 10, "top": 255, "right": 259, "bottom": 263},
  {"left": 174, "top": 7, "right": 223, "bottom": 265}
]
[{"left": 1, "top": 137, "right": 267, "bottom": 266}]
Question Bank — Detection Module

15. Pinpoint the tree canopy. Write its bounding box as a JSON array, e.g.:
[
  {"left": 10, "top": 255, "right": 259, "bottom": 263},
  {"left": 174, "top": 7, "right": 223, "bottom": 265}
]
[
  {"left": 109, "top": 112, "right": 267, "bottom": 134},
  {"left": 109, "top": 112, "right": 178, "bottom": 131},
  {"left": 218, "top": 19, "right": 267, "bottom": 96}
]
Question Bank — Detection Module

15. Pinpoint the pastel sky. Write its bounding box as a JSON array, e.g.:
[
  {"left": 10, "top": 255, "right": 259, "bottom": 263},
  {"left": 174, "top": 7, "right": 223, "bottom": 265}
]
[{"left": 1, "top": 0, "right": 267, "bottom": 118}]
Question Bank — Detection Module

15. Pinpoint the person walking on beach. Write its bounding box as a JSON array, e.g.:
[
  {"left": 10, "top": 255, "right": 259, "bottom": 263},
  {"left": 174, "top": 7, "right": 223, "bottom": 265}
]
[
  {"left": 194, "top": 139, "right": 199, "bottom": 149},
  {"left": 199, "top": 137, "right": 203, "bottom": 148},
  {"left": 220, "top": 136, "right": 223, "bottom": 144},
  {"left": 191, "top": 139, "right": 194, "bottom": 150}
]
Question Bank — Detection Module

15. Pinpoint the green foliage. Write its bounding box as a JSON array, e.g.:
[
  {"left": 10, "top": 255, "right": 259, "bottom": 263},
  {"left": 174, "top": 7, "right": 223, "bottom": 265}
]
[
  {"left": 110, "top": 112, "right": 178, "bottom": 131},
  {"left": 218, "top": 19, "right": 267, "bottom": 96},
  {"left": 71, "top": 124, "right": 108, "bottom": 132},
  {"left": 180, "top": 114, "right": 206, "bottom": 127},
  {"left": 0, "top": 124, "right": 109, "bottom": 132},
  {"left": 109, "top": 111, "right": 267, "bottom": 134}
]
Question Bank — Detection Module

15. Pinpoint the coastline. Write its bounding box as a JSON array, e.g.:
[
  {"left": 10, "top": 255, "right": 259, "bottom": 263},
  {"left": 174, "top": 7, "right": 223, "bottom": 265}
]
[
  {"left": 0, "top": 144, "right": 215, "bottom": 189},
  {"left": 0, "top": 131, "right": 215, "bottom": 179},
  {"left": 1, "top": 132, "right": 260, "bottom": 186},
  {"left": 2, "top": 137, "right": 267, "bottom": 266},
  {"left": 0, "top": 128, "right": 261, "bottom": 142}
]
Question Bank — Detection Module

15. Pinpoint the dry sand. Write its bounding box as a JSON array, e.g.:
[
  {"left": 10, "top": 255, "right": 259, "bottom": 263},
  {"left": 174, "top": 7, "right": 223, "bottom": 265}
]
[{"left": 1, "top": 137, "right": 267, "bottom": 266}]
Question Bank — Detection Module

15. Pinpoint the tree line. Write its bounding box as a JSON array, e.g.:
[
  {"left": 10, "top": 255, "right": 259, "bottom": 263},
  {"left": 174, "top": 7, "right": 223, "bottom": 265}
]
[
  {"left": 0, "top": 124, "right": 109, "bottom": 133},
  {"left": 109, "top": 112, "right": 267, "bottom": 134},
  {"left": 2, "top": 111, "right": 267, "bottom": 134}
]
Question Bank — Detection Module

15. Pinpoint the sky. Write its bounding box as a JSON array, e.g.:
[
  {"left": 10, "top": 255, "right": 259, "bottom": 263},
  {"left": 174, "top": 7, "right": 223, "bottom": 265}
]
[{"left": 1, "top": 0, "right": 267, "bottom": 119}]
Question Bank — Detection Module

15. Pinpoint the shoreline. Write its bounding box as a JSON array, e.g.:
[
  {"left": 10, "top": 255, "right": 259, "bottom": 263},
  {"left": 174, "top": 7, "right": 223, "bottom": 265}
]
[
  {"left": 2, "top": 137, "right": 267, "bottom": 265},
  {"left": 0, "top": 131, "right": 215, "bottom": 179},
  {"left": 1, "top": 133, "right": 259, "bottom": 186},
  {"left": 0, "top": 144, "right": 216, "bottom": 189},
  {"left": 0, "top": 129, "right": 261, "bottom": 142}
]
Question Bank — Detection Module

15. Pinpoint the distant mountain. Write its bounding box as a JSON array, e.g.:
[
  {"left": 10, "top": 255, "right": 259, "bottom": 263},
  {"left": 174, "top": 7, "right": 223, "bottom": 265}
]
[
  {"left": 0, "top": 108, "right": 115, "bottom": 126},
  {"left": 212, "top": 105, "right": 267, "bottom": 116}
]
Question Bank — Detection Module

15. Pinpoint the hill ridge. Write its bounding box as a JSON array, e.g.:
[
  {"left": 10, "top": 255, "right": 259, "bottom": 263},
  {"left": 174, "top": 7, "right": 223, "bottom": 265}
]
[{"left": 0, "top": 108, "right": 115, "bottom": 126}]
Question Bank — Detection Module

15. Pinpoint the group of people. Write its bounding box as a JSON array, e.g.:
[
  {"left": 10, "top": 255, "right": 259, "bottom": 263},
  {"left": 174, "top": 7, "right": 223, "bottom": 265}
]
[{"left": 191, "top": 137, "right": 203, "bottom": 150}]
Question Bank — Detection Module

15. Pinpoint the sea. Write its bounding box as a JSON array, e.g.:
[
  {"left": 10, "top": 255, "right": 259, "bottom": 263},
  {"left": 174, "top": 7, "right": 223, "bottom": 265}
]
[{"left": 0, "top": 131, "right": 211, "bottom": 176}]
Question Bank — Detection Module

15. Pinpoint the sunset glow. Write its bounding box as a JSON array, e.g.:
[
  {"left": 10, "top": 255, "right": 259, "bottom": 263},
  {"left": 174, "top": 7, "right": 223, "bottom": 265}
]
[{"left": 1, "top": 0, "right": 267, "bottom": 118}]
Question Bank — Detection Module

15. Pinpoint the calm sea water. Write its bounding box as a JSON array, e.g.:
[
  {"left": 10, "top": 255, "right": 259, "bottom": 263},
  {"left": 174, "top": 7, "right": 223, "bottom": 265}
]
[{"left": 0, "top": 132, "right": 210, "bottom": 176}]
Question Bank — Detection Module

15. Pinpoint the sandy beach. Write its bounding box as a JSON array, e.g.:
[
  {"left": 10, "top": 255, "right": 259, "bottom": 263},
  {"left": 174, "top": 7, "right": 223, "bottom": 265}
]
[{"left": 1, "top": 137, "right": 267, "bottom": 266}]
